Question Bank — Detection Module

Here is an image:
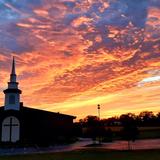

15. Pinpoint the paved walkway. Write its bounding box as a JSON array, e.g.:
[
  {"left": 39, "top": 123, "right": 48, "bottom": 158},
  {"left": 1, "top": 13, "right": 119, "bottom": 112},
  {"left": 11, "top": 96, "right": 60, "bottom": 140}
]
[
  {"left": 0, "top": 138, "right": 92, "bottom": 156},
  {"left": 102, "top": 139, "right": 160, "bottom": 150},
  {"left": 0, "top": 138, "right": 160, "bottom": 156}
]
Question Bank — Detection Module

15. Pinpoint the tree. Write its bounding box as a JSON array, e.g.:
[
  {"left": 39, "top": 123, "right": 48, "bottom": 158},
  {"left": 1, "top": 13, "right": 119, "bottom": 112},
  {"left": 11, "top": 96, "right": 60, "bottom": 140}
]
[
  {"left": 120, "top": 113, "right": 139, "bottom": 150},
  {"left": 79, "top": 116, "right": 99, "bottom": 142},
  {"left": 138, "top": 111, "right": 156, "bottom": 126}
]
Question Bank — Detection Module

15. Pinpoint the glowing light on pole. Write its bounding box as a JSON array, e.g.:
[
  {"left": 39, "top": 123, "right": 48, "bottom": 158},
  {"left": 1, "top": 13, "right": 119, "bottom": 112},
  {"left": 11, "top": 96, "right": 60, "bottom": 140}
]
[{"left": 97, "top": 104, "right": 100, "bottom": 120}]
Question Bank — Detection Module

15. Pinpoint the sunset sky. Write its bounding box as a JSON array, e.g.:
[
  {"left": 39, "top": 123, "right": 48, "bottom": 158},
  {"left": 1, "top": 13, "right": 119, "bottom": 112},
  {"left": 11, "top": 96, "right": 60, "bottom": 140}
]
[{"left": 0, "top": 0, "right": 160, "bottom": 119}]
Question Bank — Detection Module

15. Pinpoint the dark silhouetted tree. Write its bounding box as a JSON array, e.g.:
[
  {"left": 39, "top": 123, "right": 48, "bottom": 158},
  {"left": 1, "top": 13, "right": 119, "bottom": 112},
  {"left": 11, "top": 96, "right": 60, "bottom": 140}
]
[
  {"left": 138, "top": 111, "right": 156, "bottom": 126},
  {"left": 120, "top": 113, "right": 139, "bottom": 150}
]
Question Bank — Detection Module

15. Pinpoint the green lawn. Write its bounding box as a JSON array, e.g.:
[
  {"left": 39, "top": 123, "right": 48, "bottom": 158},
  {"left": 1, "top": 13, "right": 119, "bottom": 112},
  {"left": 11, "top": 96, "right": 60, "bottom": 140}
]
[{"left": 0, "top": 149, "right": 160, "bottom": 160}]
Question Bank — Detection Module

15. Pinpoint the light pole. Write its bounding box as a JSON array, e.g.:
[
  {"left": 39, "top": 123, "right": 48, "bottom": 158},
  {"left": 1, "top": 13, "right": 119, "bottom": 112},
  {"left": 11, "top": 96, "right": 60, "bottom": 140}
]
[
  {"left": 97, "top": 104, "right": 101, "bottom": 144},
  {"left": 97, "top": 104, "right": 100, "bottom": 120}
]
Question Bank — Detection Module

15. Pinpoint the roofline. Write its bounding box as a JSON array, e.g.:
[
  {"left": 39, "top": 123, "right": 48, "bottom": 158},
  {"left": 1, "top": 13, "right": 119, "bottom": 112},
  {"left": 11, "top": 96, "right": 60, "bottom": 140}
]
[
  {"left": 0, "top": 105, "right": 76, "bottom": 119},
  {"left": 23, "top": 106, "right": 76, "bottom": 119}
]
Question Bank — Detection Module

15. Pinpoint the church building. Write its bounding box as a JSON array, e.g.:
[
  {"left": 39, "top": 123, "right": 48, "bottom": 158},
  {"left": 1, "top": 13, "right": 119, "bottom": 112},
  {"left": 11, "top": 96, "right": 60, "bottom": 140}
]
[{"left": 0, "top": 58, "right": 76, "bottom": 146}]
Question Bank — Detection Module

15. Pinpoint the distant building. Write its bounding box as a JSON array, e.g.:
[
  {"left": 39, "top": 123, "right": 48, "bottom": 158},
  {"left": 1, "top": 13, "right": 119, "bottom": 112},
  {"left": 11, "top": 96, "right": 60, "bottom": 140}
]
[{"left": 0, "top": 58, "right": 76, "bottom": 146}]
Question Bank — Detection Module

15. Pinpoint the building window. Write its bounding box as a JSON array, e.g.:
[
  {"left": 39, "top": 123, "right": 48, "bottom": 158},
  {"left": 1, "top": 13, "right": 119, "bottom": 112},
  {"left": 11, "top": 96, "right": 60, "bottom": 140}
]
[
  {"left": 9, "top": 95, "right": 15, "bottom": 104},
  {"left": 1, "top": 116, "right": 20, "bottom": 142}
]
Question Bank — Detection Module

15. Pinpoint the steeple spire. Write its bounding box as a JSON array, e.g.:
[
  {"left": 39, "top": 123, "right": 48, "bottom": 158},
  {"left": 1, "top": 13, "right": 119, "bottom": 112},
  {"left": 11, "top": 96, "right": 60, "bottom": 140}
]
[
  {"left": 3, "top": 57, "right": 22, "bottom": 110},
  {"left": 10, "top": 57, "right": 16, "bottom": 82},
  {"left": 11, "top": 57, "right": 16, "bottom": 75}
]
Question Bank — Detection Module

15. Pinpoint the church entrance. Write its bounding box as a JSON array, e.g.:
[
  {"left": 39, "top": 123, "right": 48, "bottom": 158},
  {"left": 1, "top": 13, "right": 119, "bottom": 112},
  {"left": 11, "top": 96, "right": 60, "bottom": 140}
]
[{"left": 1, "top": 116, "right": 20, "bottom": 142}]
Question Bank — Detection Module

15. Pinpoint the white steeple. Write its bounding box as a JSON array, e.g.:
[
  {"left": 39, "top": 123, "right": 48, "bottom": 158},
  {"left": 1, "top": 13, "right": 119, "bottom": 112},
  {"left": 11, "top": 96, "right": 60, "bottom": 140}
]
[
  {"left": 7, "top": 57, "right": 18, "bottom": 89},
  {"left": 10, "top": 57, "right": 16, "bottom": 82},
  {"left": 3, "top": 57, "right": 22, "bottom": 110}
]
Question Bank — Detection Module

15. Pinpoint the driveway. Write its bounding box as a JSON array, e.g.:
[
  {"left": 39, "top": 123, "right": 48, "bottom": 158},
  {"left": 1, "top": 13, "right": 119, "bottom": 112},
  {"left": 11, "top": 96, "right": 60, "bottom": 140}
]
[{"left": 0, "top": 138, "right": 160, "bottom": 155}]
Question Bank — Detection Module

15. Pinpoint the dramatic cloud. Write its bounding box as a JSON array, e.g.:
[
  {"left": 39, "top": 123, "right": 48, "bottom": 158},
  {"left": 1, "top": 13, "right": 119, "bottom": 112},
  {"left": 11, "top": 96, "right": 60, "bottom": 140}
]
[{"left": 0, "top": 0, "right": 160, "bottom": 119}]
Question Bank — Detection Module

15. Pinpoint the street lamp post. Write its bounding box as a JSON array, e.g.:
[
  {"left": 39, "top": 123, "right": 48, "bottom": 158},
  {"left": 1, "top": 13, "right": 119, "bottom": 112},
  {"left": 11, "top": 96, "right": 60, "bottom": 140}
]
[
  {"left": 97, "top": 104, "right": 100, "bottom": 120},
  {"left": 97, "top": 104, "right": 101, "bottom": 144}
]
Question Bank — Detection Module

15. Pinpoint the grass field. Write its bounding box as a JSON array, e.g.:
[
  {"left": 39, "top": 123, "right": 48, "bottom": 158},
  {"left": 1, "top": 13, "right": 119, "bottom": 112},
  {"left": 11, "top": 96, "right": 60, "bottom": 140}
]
[
  {"left": 106, "top": 126, "right": 160, "bottom": 139},
  {"left": 0, "top": 149, "right": 160, "bottom": 160}
]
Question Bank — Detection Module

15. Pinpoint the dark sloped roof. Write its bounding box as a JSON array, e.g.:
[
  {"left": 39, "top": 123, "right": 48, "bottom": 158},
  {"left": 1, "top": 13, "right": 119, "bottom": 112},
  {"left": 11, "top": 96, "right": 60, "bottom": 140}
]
[
  {"left": 0, "top": 107, "right": 4, "bottom": 111},
  {"left": 0, "top": 106, "right": 76, "bottom": 119},
  {"left": 22, "top": 106, "right": 76, "bottom": 119}
]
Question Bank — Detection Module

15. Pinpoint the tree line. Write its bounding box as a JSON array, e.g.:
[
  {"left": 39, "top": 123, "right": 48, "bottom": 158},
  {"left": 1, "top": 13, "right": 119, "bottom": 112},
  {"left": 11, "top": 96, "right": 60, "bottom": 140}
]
[
  {"left": 74, "top": 111, "right": 160, "bottom": 147},
  {"left": 78, "top": 111, "right": 160, "bottom": 127}
]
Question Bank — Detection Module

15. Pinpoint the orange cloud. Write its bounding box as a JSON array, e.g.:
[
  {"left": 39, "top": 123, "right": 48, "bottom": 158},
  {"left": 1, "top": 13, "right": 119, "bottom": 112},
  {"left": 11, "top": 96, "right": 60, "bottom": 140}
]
[
  {"left": 72, "top": 16, "right": 93, "bottom": 27},
  {"left": 33, "top": 9, "right": 49, "bottom": 17},
  {"left": 17, "top": 23, "right": 33, "bottom": 28}
]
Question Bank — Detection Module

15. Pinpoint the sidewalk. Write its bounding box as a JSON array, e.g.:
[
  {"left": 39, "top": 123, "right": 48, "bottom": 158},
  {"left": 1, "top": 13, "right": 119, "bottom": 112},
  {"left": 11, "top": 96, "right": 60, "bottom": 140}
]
[
  {"left": 102, "top": 139, "right": 160, "bottom": 150},
  {"left": 0, "top": 138, "right": 92, "bottom": 156},
  {"left": 0, "top": 138, "right": 160, "bottom": 156}
]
